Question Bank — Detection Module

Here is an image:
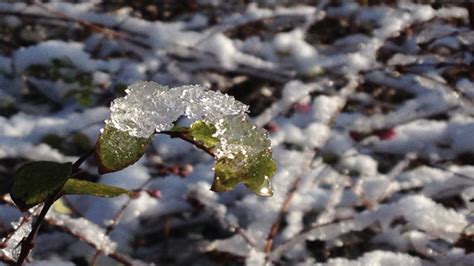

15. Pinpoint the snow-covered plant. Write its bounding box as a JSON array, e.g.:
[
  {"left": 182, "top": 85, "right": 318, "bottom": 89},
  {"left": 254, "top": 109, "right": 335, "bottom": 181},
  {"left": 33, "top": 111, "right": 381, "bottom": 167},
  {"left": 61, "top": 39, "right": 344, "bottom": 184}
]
[{"left": 8, "top": 81, "right": 276, "bottom": 265}]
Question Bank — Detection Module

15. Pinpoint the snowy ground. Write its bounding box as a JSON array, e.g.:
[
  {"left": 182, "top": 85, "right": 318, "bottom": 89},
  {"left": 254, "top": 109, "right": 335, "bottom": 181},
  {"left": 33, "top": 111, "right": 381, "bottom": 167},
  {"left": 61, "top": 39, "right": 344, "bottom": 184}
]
[{"left": 0, "top": 1, "right": 474, "bottom": 265}]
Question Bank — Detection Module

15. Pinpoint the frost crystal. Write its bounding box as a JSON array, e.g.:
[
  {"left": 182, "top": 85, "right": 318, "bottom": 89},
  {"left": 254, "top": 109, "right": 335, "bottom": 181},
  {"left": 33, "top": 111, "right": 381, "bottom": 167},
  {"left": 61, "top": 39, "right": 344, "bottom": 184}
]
[
  {"left": 46, "top": 211, "right": 117, "bottom": 255},
  {"left": 108, "top": 81, "right": 248, "bottom": 138},
  {"left": 0, "top": 218, "right": 32, "bottom": 260},
  {"left": 212, "top": 115, "right": 271, "bottom": 161}
]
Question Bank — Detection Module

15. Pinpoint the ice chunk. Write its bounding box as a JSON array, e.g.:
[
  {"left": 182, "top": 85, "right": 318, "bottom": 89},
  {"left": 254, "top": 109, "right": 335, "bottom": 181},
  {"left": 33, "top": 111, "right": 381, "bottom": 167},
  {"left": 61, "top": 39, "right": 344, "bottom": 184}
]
[
  {"left": 108, "top": 81, "right": 270, "bottom": 164},
  {"left": 199, "top": 33, "right": 239, "bottom": 69},
  {"left": 0, "top": 218, "right": 32, "bottom": 260},
  {"left": 107, "top": 81, "right": 274, "bottom": 194},
  {"left": 212, "top": 115, "right": 271, "bottom": 160},
  {"left": 462, "top": 186, "right": 474, "bottom": 211},
  {"left": 397, "top": 195, "right": 467, "bottom": 241},
  {"left": 322, "top": 250, "right": 423, "bottom": 266},
  {"left": 108, "top": 81, "right": 248, "bottom": 138},
  {"left": 13, "top": 40, "right": 115, "bottom": 72},
  {"left": 246, "top": 249, "right": 266, "bottom": 266},
  {"left": 45, "top": 211, "right": 117, "bottom": 255}
]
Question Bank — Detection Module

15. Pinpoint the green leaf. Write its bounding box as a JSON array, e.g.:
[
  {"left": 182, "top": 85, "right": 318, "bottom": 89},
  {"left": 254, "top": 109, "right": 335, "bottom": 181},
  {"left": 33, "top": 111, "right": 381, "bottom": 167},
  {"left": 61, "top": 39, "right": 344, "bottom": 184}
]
[
  {"left": 213, "top": 151, "right": 276, "bottom": 196},
  {"left": 212, "top": 159, "right": 242, "bottom": 192},
  {"left": 96, "top": 124, "right": 152, "bottom": 174},
  {"left": 11, "top": 161, "right": 73, "bottom": 211},
  {"left": 177, "top": 119, "right": 277, "bottom": 197},
  {"left": 242, "top": 152, "right": 276, "bottom": 196},
  {"left": 187, "top": 121, "right": 220, "bottom": 149},
  {"left": 61, "top": 179, "right": 131, "bottom": 198},
  {"left": 102, "top": 81, "right": 277, "bottom": 197},
  {"left": 171, "top": 121, "right": 219, "bottom": 152},
  {"left": 52, "top": 198, "right": 73, "bottom": 214}
]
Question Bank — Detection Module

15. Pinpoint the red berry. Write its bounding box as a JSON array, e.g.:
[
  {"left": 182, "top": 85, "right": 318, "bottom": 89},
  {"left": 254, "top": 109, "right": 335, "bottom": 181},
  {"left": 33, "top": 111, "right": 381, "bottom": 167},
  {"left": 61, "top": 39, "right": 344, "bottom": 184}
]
[
  {"left": 375, "top": 128, "right": 396, "bottom": 140},
  {"left": 293, "top": 102, "right": 311, "bottom": 113}
]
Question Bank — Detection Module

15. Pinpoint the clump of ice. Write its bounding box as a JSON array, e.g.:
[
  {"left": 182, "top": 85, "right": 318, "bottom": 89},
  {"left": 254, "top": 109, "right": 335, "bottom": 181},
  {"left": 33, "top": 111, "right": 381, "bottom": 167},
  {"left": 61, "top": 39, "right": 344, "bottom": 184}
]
[
  {"left": 199, "top": 33, "right": 239, "bottom": 69},
  {"left": 461, "top": 186, "right": 474, "bottom": 211},
  {"left": 338, "top": 154, "right": 378, "bottom": 177},
  {"left": 397, "top": 195, "right": 467, "bottom": 242},
  {"left": 45, "top": 211, "right": 117, "bottom": 255},
  {"left": 322, "top": 250, "right": 423, "bottom": 266},
  {"left": 13, "top": 40, "right": 116, "bottom": 72},
  {"left": 0, "top": 218, "right": 32, "bottom": 260},
  {"left": 108, "top": 81, "right": 248, "bottom": 138},
  {"left": 211, "top": 114, "right": 271, "bottom": 162},
  {"left": 246, "top": 249, "right": 266, "bottom": 266},
  {"left": 108, "top": 81, "right": 271, "bottom": 163}
]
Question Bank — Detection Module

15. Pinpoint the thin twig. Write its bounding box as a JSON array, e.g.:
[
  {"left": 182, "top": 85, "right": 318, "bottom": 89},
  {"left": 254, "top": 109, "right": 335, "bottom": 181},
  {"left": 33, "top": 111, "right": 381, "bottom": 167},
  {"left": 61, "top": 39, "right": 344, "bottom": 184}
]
[
  {"left": 222, "top": 217, "right": 257, "bottom": 248},
  {"left": 30, "top": 1, "right": 150, "bottom": 49},
  {"left": 263, "top": 77, "right": 359, "bottom": 259},
  {"left": 160, "top": 130, "right": 214, "bottom": 157},
  {"left": 263, "top": 174, "right": 303, "bottom": 254},
  {"left": 16, "top": 197, "right": 55, "bottom": 265},
  {"left": 89, "top": 179, "right": 152, "bottom": 266},
  {"left": 0, "top": 253, "right": 16, "bottom": 264},
  {"left": 187, "top": 192, "right": 258, "bottom": 248},
  {"left": 33, "top": 1, "right": 124, "bottom": 39},
  {"left": 269, "top": 217, "right": 353, "bottom": 261},
  {"left": 0, "top": 214, "right": 32, "bottom": 247},
  {"left": 72, "top": 148, "right": 95, "bottom": 173},
  {"left": 46, "top": 217, "right": 134, "bottom": 266},
  {"left": 14, "top": 148, "right": 95, "bottom": 265}
]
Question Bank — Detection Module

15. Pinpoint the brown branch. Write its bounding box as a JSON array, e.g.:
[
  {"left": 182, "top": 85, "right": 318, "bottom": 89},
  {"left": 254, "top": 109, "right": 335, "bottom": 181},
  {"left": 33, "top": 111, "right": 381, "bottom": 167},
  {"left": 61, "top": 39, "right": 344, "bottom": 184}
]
[
  {"left": 160, "top": 130, "right": 214, "bottom": 157},
  {"left": 72, "top": 148, "right": 95, "bottom": 173},
  {"left": 269, "top": 217, "right": 353, "bottom": 262},
  {"left": 0, "top": 214, "right": 32, "bottom": 248},
  {"left": 29, "top": 1, "right": 150, "bottom": 49},
  {"left": 89, "top": 179, "right": 151, "bottom": 266},
  {"left": 45, "top": 217, "right": 134, "bottom": 266},
  {"left": 263, "top": 175, "right": 302, "bottom": 254},
  {"left": 16, "top": 197, "right": 55, "bottom": 265},
  {"left": 32, "top": 1, "right": 123, "bottom": 39},
  {"left": 13, "top": 147, "right": 96, "bottom": 265},
  {"left": 187, "top": 191, "right": 258, "bottom": 248},
  {"left": 263, "top": 77, "right": 359, "bottom": 259},
  {"left": 0, "top": 253, "right": 16, "bottom": 264}
]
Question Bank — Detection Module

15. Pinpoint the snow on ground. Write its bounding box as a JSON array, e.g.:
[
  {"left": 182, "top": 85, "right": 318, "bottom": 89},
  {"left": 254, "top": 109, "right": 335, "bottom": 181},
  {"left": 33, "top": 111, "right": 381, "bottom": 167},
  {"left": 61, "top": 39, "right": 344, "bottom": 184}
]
[{"left": 0, "top": 1, "right": 473, "bottom": 265}]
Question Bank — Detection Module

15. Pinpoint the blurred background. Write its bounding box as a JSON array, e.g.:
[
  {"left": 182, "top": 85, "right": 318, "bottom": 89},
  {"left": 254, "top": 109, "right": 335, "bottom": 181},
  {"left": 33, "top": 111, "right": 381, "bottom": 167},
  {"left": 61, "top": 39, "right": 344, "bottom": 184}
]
[{"left": 0, "top": 1, "right": 474, "bottom": 265}]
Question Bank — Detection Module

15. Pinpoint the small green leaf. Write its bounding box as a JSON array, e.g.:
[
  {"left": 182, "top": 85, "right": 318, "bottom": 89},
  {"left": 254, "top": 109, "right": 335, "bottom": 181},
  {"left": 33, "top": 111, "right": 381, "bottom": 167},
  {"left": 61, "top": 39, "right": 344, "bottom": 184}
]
[
  {"left": 52, "top": 198, "right": 73, "bottom": 214},
  {"left": 177, "top": 118, "right": 277, "bottom": 197},
  {"left": 212, "top": 159, "right": 242, "bottom": 192},
  {"left": 187, "top": 121, "right": 219, "bottom": 149},
  {"left": 213, "top": 151, "right": 276, "bottom": 196},
  {"left": 61, "top": 179, "right": 131, "bottom": 198},
  {"left": 242, "top": 152, "right": 276, "bottom": 196},
  {"left": 171, "top": 121, "right": 219, "bottom": 150},
  {"left": 11, "top": 161, "right": 73, "bottom": 211},
  {"left": 96, "top": 124, "right": 152, "bottom": 174}
]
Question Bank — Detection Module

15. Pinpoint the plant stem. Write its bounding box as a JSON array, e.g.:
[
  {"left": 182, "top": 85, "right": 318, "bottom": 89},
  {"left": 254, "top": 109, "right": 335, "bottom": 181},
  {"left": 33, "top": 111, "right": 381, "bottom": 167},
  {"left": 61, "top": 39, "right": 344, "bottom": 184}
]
[
  {"left": 15, "top": 197, "right": 55, "bottom": 265},
  {"left": 160, "top": 130, "right": 214, "bottom": 157},
  {"left": 15, "top": 148, "right": 95, "bottom": 265},
  {"left": 89, "top": 179, "right": 151, "bottom": 266},
  {"left": 72, "top": 147, "right": 95, "bottom": 173}
]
